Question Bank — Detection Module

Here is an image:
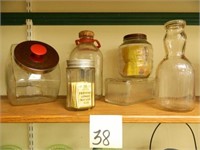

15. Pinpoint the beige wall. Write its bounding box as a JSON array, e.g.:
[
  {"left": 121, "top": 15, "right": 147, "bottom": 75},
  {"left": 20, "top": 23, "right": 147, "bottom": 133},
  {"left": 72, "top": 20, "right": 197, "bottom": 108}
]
[
  {"left": 1, "top": 0, "right": 199, "bottom": 12},
  {"left": 1, "top": 123, "right": 200, "bottom": 149},
  {"left": 1, "top": 25, "right": 200, "bottom": 96}
]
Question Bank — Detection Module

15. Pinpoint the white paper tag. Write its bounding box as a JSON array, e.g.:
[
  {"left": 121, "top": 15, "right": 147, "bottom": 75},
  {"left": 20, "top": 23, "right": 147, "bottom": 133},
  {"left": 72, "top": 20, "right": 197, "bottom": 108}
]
[{"left": 90, "top": 115, "right": 123, "bottom": 148}]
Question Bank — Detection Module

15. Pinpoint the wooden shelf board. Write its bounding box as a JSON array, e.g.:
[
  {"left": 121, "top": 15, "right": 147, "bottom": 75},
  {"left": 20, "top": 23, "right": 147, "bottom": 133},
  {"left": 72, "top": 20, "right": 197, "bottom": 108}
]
[{"left": 0, "top": 96, "right": 200, "bottom": 123}]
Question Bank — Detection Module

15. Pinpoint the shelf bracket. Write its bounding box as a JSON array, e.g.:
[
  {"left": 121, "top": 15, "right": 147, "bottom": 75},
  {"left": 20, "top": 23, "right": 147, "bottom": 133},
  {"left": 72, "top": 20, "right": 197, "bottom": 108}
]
[
  {"left": 26, "top": 0, "right": 32, "bottom": 13},
  {"left": 26, "top": 19, "right": 33, "bottom": 41},
  {"left": 26, "top": 1, "right": 34, "bottom": 148},
  {"left": 26, "top": 0, "right": 33, "bottom": 41},
  {"left": 28, "top": 123, "right": 34, "bottom": 150}
]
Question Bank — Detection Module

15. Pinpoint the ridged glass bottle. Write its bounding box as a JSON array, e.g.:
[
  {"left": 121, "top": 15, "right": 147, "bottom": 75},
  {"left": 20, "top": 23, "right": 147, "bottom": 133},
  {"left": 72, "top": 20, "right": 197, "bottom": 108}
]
[
  {"left": 155, "top": 20, "right": 195, "bottom": 111},
  {"left": 66, "top": 59, "right": 95, "bottom": 110},
  {"left": 69, "top": 30, "right": 103, "bottom": 100}
]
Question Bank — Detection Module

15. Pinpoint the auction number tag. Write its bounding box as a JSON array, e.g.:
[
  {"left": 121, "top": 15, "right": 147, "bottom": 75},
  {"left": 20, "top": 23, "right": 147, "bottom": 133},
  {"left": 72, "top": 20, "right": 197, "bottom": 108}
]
[{"left": 90, "top": 115, "right": 122, "bottom": 148}]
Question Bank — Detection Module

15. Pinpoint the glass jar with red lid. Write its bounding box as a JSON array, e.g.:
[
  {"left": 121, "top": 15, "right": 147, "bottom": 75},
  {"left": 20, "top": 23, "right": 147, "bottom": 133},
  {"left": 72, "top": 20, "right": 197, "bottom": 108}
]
[{"left": 6, "top": 40, "right": 61, "bottom": 105}]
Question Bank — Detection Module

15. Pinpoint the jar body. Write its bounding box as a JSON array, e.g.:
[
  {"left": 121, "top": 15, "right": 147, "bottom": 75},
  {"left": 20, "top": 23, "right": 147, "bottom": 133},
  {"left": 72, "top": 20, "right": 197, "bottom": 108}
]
[
  {"left": 6, "top": 44, "right": 61, "bottom": 105},
  {"left": 155, "top": 20, "right": 195, "bottom": 111},
  {"left": 66, "top": 59, "right": 95, "bottom": 110},
  {"left": 70, "top": 32, "right": 103, "bottom": 100},
  {"left": 156, "top": 59, "right": 195, "bottom": 111},
  {"left": 119, "top": 34, "right": 153, "bottom": 78}
]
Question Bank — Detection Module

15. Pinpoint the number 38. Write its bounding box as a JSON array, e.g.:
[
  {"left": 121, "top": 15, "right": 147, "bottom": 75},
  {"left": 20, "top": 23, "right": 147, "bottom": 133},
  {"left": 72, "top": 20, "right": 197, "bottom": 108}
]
[{"left": 92, "top": 129, "right": 110, "bottom": 146}]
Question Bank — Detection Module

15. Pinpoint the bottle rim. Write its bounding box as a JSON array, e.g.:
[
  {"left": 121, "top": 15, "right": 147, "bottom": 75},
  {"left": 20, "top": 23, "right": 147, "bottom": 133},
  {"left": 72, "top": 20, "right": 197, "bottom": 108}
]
[{"left": 164, "top": 19, "right": 186, "bottom": 29}]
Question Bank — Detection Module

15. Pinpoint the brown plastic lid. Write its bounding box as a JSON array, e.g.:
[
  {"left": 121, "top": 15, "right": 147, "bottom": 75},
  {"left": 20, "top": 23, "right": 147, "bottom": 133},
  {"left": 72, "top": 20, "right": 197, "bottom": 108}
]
[
  {"left": 123, "top": 33, "right": 147, "bottom": 41},
  {"left": 14, "top": 40, "right": 59, "bottom": 73}
]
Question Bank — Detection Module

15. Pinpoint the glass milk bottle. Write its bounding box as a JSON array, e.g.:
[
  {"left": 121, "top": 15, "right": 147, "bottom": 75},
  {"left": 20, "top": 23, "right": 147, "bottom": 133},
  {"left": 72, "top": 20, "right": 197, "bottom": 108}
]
[
  {"left": 155, "top": 20, "right": 195, "bottom": 111},
  {"left": 69, "top": 30, "right": 103, "bottom": 99}
]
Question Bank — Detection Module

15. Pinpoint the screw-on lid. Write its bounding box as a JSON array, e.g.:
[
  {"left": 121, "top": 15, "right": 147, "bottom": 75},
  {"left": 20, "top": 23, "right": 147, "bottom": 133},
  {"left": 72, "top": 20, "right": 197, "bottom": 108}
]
[
  {"left": 79, "top": 30, "right": 94, "bottom": 38},
  {"left": 123, "top": 33, "right": 147, "bottom": 41},
  {"left": 67, "top": 59, "right": 95, "bottom": 68},
  {"left": 14, "top": 40, "right": 59, "bottom": 73}
]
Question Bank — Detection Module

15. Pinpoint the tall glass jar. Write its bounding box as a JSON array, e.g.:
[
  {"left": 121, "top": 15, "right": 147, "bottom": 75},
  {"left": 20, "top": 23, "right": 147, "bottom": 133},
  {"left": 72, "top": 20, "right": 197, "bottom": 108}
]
[
  {"left": 155, "top": 20, "right": 195, "bottom": 111},
  {"left": 66, "top": 59, "right": 95, "bottom": 110},
  {"left": 118, "top": 33, "right": 153, "bottom": 78},
  {"left": 69, "top": 30, "right": 103, "bottom": 99}
]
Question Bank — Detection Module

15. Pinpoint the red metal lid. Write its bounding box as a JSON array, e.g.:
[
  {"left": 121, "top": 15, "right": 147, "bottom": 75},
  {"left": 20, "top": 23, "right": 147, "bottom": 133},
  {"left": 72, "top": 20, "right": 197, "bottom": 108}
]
[{"left": 14, "top": 40, "right": 59, "bottom": 73}]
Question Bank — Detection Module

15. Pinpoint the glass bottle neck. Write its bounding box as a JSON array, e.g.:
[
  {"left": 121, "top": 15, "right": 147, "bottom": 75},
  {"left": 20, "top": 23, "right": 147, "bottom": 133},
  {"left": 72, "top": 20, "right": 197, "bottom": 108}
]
[
  {"left": 76, "top": 37, "right": 101, "bottom": 48},
  {"left": 164, "top": 28, "right": 186, "bottom": 58},
  {"left": 79, "top": 37, "right": 94, "bottom": 43}
]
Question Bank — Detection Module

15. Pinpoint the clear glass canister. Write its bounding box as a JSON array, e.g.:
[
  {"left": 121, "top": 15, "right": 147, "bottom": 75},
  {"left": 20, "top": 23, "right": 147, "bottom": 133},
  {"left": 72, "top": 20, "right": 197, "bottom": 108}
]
[
  {"left": 119, "top": 33, "right": 153, "bottom": 78},
  {"left": 66, "top": 59, "right": 95, "bottom": 110},
  {"left": 69, "top": 30, "right": 103, "bottom": 99},
  {"left": 6, "top": 41, "right": 61, "bottom": 105},
  {"left": 155, "top": 20, "right": 195, "bottom": 111}
]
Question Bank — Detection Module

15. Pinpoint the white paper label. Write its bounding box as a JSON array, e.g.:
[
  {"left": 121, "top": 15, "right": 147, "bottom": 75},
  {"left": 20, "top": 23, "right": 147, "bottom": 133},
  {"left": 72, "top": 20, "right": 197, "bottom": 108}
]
[
  {"left": 90, "top": 115, "right": 123, "bottom": 148},
  {"left": 70, "top": 82, "right": 94, "bottom": 108}
]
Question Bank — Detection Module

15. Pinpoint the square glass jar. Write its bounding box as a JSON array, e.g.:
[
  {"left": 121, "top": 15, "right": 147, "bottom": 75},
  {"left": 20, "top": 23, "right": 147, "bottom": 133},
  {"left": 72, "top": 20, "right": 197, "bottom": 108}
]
[{"left": 105, "top": 78, "right": 155, "bottom": 105}]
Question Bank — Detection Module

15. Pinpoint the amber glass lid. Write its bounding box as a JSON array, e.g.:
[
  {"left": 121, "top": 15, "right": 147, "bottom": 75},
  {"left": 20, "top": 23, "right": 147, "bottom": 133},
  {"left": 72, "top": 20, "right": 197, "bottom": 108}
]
[{"left": 14, "top": 40, "right": 59, "bottom": 73}]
